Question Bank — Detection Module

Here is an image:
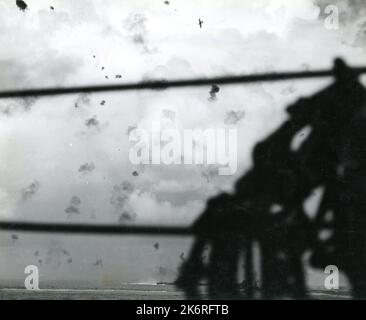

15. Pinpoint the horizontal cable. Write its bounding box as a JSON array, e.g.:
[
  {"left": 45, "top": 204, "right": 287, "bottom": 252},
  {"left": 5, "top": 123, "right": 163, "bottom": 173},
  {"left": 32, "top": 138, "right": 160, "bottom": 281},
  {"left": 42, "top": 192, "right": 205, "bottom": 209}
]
[
  {"left": 0, "top": 66, "right": 366, "bottom": 98},
  {"left": 0, "top": 221, "right": 192, "bottom": 236},
  {"left": 1, "top": 64, "right": 366, "bottom": 236}
]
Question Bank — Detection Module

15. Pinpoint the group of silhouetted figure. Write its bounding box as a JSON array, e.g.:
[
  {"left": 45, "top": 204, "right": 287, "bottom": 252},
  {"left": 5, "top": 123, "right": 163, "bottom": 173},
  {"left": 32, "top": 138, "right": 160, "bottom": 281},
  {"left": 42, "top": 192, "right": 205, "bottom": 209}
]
[{"left": 176, "top": 58, "right": 366, "bottom": 299}]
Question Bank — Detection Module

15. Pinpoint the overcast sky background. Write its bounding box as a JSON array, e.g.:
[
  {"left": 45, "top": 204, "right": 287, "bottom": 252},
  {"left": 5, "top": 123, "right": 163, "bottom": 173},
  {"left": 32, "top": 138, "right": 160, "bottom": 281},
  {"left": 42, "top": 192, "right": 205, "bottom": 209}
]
[{"left": 0, "top": 0, "right": 365, "bottom": 288}]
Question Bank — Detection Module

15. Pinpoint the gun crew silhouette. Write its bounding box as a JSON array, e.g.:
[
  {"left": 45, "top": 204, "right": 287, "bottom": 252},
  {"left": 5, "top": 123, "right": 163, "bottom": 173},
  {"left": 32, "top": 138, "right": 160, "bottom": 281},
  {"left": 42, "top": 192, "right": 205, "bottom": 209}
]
[{"left": 176, "top": 58, "right": 366, "bottom": 299}]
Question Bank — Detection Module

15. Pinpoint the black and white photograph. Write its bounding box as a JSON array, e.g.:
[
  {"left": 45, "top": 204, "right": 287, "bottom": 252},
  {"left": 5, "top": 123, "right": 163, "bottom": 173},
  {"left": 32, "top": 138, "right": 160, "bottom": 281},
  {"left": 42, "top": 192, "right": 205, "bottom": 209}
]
[{"left": 0, "top": 0, "right": 366, "bottom": 302}]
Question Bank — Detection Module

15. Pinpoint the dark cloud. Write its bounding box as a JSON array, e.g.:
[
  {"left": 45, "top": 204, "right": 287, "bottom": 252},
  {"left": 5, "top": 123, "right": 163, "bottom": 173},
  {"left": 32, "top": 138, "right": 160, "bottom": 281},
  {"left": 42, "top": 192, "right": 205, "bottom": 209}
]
[
  {"left": 11, "top": 234, "right": 19, "bottom": 244},
  {"left": 74, "top": 93, "right": 91, "bottom": 109},
  {"left": 118, "top": 210, "right": 136, "bottom": 223},
  {"left": 20, "top": 97, "right": 38, "bottom": 111},
  {"left": 65, "top": 196, "right": 82, "bottom": 217},
  {"left": 110, "top": 181, "right": 134, "bottom": 209},
  {"left": 78, "top": 162, "right": 95, "bottom": 174},
  {"left": 111, "top": 182, "right": 137, "bottom": 223},
  {"left": 0, "top": 97, "right": 38, "bottom": 116},
  {"left": 65, "top": 206, "right": 80, "bottom": 215},
  {"left": 110, "top": 193, "right": 129, "bottom": 209},
  {"left": 224, "top": 110, "right": 245, "bottom": 125},
  {"left": 209, "top": 84, "right": 220, "bottom": 101},
  {"left": 21, "top": 180, "right": 40, "bottom": 202},
  {"left": 71, "top": 196, "right": 81, "bottom": 206},
  {"left": 93, "top": 259, "right": 103, "bottom": 267},
  {"left": 114, "top": 181, "right": 134, "bottom": 195},
  {"left": 34, "top": 244, "right": 72, "bottom": 268},
  {"left": 124, "top": 13, "right": 151, "bottom": 53},
  {"left": 85, "top": 115, "right": 99, "bottom": 129}
]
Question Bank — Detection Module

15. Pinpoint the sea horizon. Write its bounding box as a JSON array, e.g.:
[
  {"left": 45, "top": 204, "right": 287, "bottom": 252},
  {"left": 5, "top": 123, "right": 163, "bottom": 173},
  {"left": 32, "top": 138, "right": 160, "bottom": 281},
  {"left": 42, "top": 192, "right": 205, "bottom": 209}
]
[{"left": 0, "top": 283, "right": 352, "bottom": 300}]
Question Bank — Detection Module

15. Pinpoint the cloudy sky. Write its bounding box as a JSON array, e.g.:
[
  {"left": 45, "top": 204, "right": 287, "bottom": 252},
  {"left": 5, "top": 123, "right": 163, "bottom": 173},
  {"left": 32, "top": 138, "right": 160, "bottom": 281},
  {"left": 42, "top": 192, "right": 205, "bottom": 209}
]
[{"left": 0, "top": 0, "right": 365, "bottom": 288}]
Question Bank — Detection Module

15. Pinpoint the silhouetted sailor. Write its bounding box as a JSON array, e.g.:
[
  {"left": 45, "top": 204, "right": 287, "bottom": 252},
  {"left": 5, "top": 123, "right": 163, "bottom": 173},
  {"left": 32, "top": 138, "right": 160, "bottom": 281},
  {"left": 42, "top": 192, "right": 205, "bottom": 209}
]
[{"left": 177, "top": 58, "right": 366, "bottom": 299}]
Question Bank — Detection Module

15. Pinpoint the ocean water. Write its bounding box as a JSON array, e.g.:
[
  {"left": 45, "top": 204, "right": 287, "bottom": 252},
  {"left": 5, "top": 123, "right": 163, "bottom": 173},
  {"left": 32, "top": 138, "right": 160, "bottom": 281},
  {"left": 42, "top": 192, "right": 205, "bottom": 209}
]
[
  {"left": 0, "top": 284, "right": 352, "bottom": 300},
  {"left": 0, "top": 284, "right": 186, "bottom": 300}
]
